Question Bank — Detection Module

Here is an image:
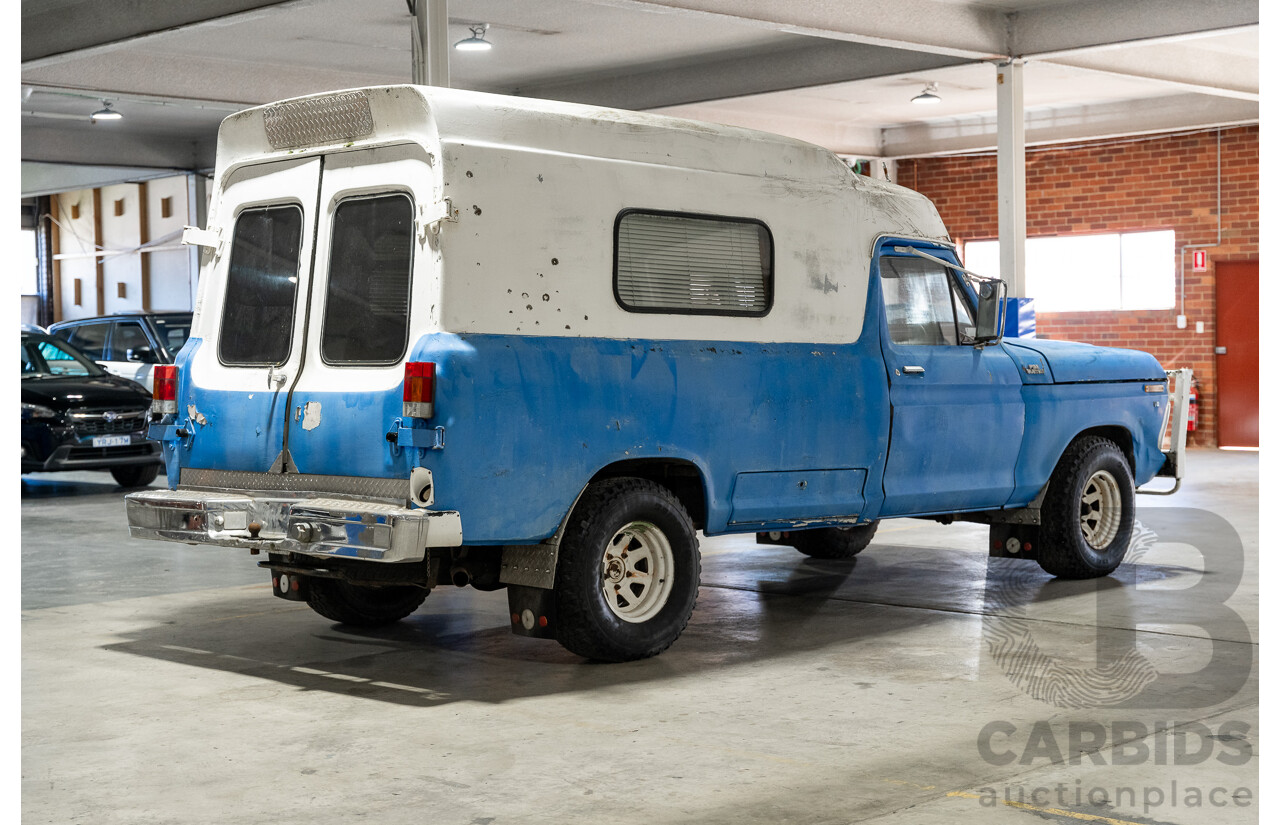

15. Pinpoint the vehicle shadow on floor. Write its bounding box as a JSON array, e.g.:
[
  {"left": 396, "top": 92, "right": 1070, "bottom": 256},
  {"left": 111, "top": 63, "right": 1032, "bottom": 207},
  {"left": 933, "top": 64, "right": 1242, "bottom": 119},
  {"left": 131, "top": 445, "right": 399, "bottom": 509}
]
[
  {"left": 96, "top": 544, "right": 1215, "bottom": 710},
  {"left": 21, "top": 473, "right": 156, "bottom": 498}
]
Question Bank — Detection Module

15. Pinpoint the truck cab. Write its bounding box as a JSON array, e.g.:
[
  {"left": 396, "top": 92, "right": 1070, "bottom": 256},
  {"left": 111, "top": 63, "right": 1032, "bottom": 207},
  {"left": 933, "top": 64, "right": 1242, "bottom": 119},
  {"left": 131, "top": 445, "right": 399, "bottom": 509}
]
[{"left": 126, "top": 85, "right": 1186, "bottom": 661}]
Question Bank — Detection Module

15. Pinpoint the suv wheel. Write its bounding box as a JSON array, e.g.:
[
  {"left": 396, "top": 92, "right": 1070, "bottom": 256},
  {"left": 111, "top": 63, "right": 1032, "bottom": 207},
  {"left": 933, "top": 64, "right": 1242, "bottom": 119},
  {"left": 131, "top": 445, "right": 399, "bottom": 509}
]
[{"left": 111, "top": 464, "right": 159, "bottom": 488}]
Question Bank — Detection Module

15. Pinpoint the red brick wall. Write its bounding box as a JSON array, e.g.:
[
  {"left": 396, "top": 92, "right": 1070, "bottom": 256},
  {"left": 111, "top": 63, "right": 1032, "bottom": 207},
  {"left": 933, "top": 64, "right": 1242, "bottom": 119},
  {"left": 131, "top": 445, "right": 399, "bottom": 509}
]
[{"left": 897, "top": 126, "right": 1259, "bottom": 446}]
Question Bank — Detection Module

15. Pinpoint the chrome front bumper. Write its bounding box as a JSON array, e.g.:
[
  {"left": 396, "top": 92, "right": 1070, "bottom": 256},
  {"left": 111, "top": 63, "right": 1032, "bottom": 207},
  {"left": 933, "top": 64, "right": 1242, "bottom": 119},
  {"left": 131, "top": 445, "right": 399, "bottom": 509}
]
[
  {"left": 125, "top": 488, "right": 462, "bottom": 562},
  {"left": 1139, "top": 367, "right": 1192, "bottom": 496}
]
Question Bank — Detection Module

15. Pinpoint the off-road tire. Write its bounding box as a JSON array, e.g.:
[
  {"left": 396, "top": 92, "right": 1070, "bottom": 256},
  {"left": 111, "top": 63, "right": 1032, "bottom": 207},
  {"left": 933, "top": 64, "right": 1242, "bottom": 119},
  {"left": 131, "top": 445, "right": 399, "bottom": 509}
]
[
  {"left": 554, "top": 478, "right": 700, "bottom": 662},
  {"left": 1037, "top": 436, "right": 1135, "bottom": 579},
  {"left": 793, "top": 522, "right": 879, "bottom": 559},
  {"left": 304, "top": 578, "right": 428, "bottom": 627},
  {"left": 111, "top": 464, "right": 159, "bottom": 488}
]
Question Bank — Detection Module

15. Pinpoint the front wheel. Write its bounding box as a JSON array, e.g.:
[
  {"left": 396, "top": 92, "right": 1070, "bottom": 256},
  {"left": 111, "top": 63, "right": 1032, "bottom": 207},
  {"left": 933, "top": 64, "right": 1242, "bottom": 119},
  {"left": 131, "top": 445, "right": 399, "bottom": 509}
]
[
  {"left": 554, "top": 478, "right": 700, "bottom": 662},
  {"left": 1037, "top": 436, "right": 1135, "bottom": 579},
  {"left": 304, "top": 578, "right": 428, "bottom": 627}
]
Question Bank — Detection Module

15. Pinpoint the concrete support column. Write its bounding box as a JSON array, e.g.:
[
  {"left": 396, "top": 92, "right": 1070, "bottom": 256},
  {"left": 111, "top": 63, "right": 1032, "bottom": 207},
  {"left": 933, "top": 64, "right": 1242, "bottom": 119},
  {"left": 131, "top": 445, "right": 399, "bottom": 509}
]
[
  {"left": 186, "top": 172, "right": 208, "bottom": 311},
  {"left": 412, "top": 0, "right": 450, "bottom": 88},
  {"left": 996, "top": 60, "right": 1026, "bottom": 297}
]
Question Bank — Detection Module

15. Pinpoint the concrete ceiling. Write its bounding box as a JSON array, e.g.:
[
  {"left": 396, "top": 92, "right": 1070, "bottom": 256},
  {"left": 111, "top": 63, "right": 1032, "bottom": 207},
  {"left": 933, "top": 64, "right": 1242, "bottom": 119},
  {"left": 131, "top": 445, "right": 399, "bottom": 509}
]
[{"left": 20, "top": 0, "right": 1259, "bottom": 196}]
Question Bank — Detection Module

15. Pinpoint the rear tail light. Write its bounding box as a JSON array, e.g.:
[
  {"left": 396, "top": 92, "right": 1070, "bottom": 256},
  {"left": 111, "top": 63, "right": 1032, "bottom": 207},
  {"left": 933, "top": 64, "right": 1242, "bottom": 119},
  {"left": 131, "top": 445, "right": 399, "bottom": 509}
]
[
  {"left": 152, "top": 365, "right": 178, "bottom": 415},
  {"left": 403, "top": 361, "right": 435, "bottom": 419}
]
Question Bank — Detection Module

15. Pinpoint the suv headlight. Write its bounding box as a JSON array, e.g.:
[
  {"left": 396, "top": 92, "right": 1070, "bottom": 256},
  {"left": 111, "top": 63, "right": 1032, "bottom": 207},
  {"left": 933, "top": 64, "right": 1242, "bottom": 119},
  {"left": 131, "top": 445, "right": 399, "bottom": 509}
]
[{"left": 22, "top": 403, "right": 58, "bottom": 420}]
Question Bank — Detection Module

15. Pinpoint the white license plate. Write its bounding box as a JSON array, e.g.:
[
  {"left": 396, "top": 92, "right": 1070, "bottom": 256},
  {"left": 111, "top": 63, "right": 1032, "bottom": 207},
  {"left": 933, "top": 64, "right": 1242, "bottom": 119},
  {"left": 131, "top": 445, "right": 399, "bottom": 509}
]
[{"left": 92, "top": 435, "right": 131, "bottom": 448}]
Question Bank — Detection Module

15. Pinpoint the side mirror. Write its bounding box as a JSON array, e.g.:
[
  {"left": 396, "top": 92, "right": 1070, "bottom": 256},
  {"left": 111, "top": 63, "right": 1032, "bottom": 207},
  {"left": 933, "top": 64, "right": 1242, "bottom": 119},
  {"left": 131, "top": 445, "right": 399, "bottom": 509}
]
[
  {"left": 127, "top": 346, "right": 156, "bottom": 363},
  {"left": 973, "top": 279, "right": 1007, "bottom": 344}
]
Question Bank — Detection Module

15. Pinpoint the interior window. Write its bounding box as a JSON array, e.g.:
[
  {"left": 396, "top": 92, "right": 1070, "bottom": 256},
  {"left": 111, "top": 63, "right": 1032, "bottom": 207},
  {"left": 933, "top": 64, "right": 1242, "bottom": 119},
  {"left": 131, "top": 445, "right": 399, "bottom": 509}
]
[
  {"left": 108, "top": 322, "right": 153, "bottom": 362},
  {"left": 881, "top": 255, "right": 974, "bottom": 346},
  {"left": 219, "top": 205, "right": 304, "bottom": 365},
  {"left": 321, "top": 194, "right": 413, "bottom": 364}
]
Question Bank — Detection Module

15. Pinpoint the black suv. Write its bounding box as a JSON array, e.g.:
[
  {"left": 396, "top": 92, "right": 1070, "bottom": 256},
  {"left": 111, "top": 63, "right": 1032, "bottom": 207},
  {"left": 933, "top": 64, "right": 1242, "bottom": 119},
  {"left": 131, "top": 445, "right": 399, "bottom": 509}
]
[
  {"left": 49, "top": 311, "right": 192, "bottom": 393},
  {"left": 21, "top": 330, "right": 162, "bottom": 487}
]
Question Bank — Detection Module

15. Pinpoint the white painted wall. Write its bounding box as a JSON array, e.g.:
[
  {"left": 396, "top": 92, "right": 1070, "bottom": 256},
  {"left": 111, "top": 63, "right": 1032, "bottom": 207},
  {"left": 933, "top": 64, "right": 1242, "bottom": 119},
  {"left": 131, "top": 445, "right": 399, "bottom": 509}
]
[
  {"left": 55, "top": 188, "right": 99, "bottom": 320},
  {"left": 100, "top": 183, "right": 142, "bottom": 315},
  {"left": 147, "top": 175, "right": 197, "bottom": 311},
  {"left": 51, "top": 175, "right": 197, "bottom": 321}
]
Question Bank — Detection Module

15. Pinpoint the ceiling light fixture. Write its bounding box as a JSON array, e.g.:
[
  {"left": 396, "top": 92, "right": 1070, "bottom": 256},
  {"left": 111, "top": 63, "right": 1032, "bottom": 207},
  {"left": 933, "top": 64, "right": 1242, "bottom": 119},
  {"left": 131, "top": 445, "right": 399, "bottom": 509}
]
[
  {"left": 454, "top": 24, "right": 492, "bottom": 51},
  {"left": 911, "top": 83, "right": 941, "bottom": 105},
  {"left": 90, "top": 100, "right": 123, "bottom": 121}
]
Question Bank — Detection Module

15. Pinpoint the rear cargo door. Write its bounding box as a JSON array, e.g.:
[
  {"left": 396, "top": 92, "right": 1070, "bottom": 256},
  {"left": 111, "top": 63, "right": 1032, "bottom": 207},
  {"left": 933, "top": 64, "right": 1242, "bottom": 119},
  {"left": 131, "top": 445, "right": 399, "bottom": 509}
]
[
  {"left": 183, "top": 156, "right": 321, "bottom": 473},
  {"left": 283, "top": 144, "right": 435, "bottom": 479}
]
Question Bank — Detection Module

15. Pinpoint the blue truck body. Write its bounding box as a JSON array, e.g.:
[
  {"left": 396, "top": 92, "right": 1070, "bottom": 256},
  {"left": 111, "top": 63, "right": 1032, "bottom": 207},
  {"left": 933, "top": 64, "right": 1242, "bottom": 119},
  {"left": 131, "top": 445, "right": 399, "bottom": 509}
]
[{"left": 125, "top": 86, "right": 1181, "bottom": 660}]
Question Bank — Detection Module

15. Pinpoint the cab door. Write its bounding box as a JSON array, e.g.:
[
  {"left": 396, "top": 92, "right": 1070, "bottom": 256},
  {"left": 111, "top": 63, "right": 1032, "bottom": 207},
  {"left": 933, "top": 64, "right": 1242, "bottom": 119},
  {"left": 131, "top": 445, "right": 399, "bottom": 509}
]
[
  {"left": 283, "top": 144, "right": 434, "bottom": 479},
  {"left": 877, "top": 244, "right": 1024, "bottom": 516},
  {"left": 183, "top": 156, "right": 321, "bottom": 473}
]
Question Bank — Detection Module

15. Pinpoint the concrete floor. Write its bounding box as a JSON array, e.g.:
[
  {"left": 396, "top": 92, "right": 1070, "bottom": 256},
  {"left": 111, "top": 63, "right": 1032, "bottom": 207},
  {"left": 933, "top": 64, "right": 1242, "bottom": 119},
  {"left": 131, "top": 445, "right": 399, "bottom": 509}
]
[{"left": 22, "top": 450, "right": 1258, "bottom": 825}]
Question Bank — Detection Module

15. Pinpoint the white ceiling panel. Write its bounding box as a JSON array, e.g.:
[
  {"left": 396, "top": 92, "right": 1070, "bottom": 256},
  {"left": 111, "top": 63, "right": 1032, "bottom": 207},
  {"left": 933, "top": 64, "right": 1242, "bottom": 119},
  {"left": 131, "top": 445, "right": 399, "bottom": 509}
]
[{"left": 19, "top": 0, "right": 1259, "bottom": 192}]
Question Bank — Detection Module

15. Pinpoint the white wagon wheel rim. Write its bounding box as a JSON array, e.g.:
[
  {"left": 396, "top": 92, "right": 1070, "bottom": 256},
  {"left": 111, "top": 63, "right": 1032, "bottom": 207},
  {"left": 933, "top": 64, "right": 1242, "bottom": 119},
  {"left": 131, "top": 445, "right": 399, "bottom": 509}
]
[
  {"left": 600, "top": 521, "right": 675, "bottom": 623},
  {"left": 1080, "top": 470, "right": 1123, "bottom": 550}
]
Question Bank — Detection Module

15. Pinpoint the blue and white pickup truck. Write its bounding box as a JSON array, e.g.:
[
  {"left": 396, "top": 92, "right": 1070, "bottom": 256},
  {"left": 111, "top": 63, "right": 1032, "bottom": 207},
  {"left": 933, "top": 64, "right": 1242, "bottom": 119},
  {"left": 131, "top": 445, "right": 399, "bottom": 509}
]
[{"left": 126, "top": 85, "right": 1188, "bottom": 661}]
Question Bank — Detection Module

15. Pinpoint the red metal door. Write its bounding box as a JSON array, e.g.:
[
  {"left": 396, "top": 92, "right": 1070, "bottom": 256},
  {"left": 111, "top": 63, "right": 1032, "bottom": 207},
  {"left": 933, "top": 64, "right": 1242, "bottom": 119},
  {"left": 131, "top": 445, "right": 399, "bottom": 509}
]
[{"left": 1214, "top": 261, "right": 1259, "bottom": 448}]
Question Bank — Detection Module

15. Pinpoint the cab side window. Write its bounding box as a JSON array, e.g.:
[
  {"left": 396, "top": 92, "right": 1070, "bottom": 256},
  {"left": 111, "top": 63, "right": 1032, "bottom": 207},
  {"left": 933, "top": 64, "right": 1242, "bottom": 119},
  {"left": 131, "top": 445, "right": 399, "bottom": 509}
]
[{"left": 881, "top": 255, "right": 975, "bottom": 346}]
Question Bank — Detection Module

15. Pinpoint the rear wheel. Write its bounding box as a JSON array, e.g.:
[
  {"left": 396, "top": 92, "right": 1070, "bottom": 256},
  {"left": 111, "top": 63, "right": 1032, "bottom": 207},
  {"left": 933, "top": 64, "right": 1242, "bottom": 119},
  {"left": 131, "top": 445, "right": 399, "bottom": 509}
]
[
  {"left": 793, "top": 522, "right": 879, "bottom": 559},
  {"left": 1037, "top": 436, "right": 1135, "bottom": 579},
  {"left": 554, "top": 478, "right": 700, "bottom": 662},
  {"left": 111, "top": 464, "right": 159, "bottom": 488},
  {"left": 304, "top": 578, "right": 428, "bottom": 627}
]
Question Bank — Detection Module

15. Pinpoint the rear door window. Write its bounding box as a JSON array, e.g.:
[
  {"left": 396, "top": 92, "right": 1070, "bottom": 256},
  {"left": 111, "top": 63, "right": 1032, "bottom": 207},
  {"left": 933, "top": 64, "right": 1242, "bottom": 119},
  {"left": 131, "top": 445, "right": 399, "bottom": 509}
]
[
  {"left": 107, "top": 321, "right": 153, "bottom": 362},
  {"left": 320, "top": 194, "right": 413, "bottom": 364},
  {"left": 219, "top": 205, "right": 304, "bottom": 365},
  {"left": 61, "top": 323, "right": 109, "bottom": 359}
]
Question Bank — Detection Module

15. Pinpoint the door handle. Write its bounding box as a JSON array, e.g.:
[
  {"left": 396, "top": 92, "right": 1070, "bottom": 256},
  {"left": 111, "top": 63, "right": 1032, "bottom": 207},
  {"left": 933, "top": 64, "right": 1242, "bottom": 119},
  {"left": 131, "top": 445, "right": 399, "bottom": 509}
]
[
  {"left": 267, "top": 366, "right": 287, "bottom": 389},
  {"left": 903, "top": 365, "right": 925, "bottom": 374}
]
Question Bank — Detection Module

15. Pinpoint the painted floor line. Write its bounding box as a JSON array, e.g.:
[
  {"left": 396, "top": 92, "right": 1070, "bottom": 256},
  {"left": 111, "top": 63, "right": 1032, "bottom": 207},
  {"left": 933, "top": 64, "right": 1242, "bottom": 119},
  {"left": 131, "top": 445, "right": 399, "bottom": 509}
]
[{"left": 946, "top": 790, "right": 1153, "bottom": 825}]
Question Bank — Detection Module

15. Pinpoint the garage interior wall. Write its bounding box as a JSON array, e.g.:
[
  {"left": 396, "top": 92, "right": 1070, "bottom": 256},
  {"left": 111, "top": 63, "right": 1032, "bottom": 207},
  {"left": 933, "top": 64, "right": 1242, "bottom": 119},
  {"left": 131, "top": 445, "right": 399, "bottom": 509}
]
[
  {"left": 898, "top": 125, "right": 1259, "bottom": 448},
  {"left": 47, "top": 175, "right": 196, "bottom": 321}
]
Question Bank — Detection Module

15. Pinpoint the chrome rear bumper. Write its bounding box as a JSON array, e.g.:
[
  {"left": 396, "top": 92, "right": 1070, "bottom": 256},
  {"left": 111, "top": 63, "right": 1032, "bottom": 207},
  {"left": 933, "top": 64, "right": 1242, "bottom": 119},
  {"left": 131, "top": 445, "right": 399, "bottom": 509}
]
[{"left": 125, "top": 488, "right": 462, "bottom": 562}]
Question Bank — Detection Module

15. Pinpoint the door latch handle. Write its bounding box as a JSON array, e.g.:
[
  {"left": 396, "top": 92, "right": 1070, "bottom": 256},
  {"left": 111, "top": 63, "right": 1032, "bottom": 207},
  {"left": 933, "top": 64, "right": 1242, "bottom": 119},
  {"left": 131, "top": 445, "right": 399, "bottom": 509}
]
[
  {"left": 267, "top": 366, "right": 287, "bottom": 389},
  {"left": 903, "top": 365, "right": 925, "bottom": 374}
]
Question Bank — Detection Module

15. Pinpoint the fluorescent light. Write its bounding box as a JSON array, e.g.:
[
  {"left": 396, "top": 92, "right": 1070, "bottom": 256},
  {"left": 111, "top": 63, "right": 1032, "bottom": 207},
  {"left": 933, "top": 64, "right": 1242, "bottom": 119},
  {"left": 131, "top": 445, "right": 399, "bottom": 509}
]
[
  {"left": 91, "top": 101, "right": 122, "bottom": 121},
  {"left": 455, "top": 24, "right": 492, "bottom": 51},
  {"left": 911, "top": 83, "right": 941, "bottom": 105}
]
